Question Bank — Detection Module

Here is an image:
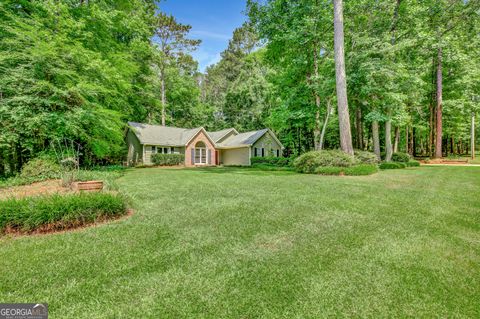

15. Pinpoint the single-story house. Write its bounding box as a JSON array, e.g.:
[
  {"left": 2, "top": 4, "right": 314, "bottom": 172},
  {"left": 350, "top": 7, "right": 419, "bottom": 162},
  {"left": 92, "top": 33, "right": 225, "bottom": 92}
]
[{"left": 126, "top": 122, "right": 284, "bottom": 166}]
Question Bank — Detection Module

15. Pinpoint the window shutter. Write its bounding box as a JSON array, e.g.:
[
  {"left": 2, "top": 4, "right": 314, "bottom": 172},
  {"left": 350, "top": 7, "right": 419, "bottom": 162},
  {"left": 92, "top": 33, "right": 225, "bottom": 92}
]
[
  {"left": 254, "top": 148, "right": 257, "bottom": 156},
  {"left": 208, "top": 149, "right": 212, "bottom": 165},
  {"left": 191, "top": 148, "right": 195, "bottom": 165},
  {"left": 261, "top": 148, "right": 265, "bottom": 157}
]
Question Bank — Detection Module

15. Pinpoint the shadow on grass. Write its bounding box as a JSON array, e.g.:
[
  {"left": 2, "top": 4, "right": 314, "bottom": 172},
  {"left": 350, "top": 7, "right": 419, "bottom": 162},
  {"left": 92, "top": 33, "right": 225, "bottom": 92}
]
[{"left": 190, "top": 166, "right": 297, "bottom": 176}]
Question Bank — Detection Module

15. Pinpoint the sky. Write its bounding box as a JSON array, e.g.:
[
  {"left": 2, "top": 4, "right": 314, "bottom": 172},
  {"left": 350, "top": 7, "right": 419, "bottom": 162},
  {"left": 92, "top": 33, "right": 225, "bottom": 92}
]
[{"left": 159, "top": 0, "right": 248, "bottom": 72}]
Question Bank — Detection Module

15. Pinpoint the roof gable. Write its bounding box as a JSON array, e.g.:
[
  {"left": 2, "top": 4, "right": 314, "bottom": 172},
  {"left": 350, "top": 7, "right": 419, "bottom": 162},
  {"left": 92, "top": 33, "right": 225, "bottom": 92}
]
[{"left": 128, "top": 122, "right": 201, "bottom": 146}]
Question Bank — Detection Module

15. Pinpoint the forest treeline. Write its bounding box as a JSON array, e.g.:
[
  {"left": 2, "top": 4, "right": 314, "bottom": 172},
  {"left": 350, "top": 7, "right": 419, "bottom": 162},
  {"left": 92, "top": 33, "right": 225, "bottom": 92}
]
[{"left": 0, "top": 0, "right": 479, "bottom": 175}]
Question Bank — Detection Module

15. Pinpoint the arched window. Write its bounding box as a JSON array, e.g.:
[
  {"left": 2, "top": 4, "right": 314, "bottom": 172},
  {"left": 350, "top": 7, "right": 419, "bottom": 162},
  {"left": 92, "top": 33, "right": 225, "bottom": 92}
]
[{"left": 195, "top": 141, "right": 207, "bottom": 164}]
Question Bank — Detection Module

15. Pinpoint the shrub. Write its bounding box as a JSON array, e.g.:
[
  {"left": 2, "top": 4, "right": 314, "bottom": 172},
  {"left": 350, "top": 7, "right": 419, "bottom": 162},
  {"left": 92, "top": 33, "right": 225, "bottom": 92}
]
[
  {"left": 0, "top": 193, "right": 128, "bottom": 233},
  {"left": 20, "top": 158, "right": 61, "bottom": 180},
  {"left": 293, "top": 150, "right": 358, "bottom": 173},
  {"left": 406, "top": 160, "right": 420, "bottom": 167},
  {"left": 250, "top": 156, "right": 292, "bottom": 167},
  {"left": 151, "top": 153, "right": 185, "bottom": 166},
  {"left": 379, "top": 162, "right": 407, "bottom": 169},
  {"left": 392, "top": 152, "right": 411, "bottom": 163},
  {"left": 354, "top": 150, "right": 379, "bottom": 164},
  {"left": 315, "top": 164, "right": 378, "bottom": 176},
  {"left": 251, "top": 163, "right": 294, "bottom": 171}
]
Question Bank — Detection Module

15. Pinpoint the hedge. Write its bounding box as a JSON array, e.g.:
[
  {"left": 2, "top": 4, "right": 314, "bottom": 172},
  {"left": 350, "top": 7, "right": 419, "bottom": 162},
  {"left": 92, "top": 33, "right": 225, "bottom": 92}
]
[
  {"left": 151, "top": 153, "right": 185, "bottom": 166},
  {"left": 293, "top": 150, "right": 358, "bottom": 173},
  {"left": 406, "top": 160, "right": 421, "bottom": 167},
  {"left": 0, "top": 193, "right": 128, "bottom": 233},
  {"left": 379, "top": 162, "right": 407, "bottom": 169},
  {"left": 314, "top": 164, "right": 378, "bottom": 176},
  {"left": 250, "top": 156, "right": 292, "bottom": 167},
  {"left": 354, "top": 150, "right": 379, "bottom": 164},
  {"left": 392, "top": 152, "right": 411, "bottom": 163}
]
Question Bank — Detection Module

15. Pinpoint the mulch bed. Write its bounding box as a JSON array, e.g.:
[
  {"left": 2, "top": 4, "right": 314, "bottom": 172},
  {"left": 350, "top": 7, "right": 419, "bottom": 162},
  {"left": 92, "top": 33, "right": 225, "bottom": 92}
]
[{"left": 0, "top": 179, "right": 73, "bottom": 200}]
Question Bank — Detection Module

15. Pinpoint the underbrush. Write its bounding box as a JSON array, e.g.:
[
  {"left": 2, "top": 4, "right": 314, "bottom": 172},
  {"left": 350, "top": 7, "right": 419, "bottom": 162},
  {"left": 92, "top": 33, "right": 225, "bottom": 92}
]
[{"left": 0, "top": 192, "right": 128, "bottom": 234}]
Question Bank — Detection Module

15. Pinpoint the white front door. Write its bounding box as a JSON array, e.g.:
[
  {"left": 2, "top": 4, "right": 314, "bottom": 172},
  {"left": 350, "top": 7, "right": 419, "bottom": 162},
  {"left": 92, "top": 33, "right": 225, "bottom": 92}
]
[{"left": 195, "top": 147, "right": 207, "bottom": 164}]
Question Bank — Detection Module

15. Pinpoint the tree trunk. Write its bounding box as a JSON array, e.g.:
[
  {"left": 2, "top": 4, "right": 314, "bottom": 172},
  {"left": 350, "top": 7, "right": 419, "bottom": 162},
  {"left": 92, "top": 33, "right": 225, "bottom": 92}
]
[
  {"left": 372, "top": 121, "right": 381, "bottom": 160},
  {"left": 319, "top": 98, "right": 333, "bottom": 150},
  {"left": 412, "top": 127, "right": 417, "bottom": 157},
  {"left": 161, "top": 67, "right": 166, "bottom": 126},
  {"left": 393, "top": 126, "right": 400, "bottom": 153},
  {"left": 472, "top": 112, "right": 476, "bottom": 160},
  {"left": 435, "top": 46, "right": 443, "bottom": 158},
  {"left": 333, "top": 0, "right": 354, "bottom": 155},
  {"left": 0, "top": 152, "right": 4, "bottom": 177},
  {"left": 405, "top": 126, "right": 409, "bottom": 153},
  {"left": 385, "top": 117, "right": 393, "bottom": 161},
  {"left": 355, "top": 107, "right": 364, "bottom": 150},
  {"left": 314, "top": 101, "right": 321, "bottom": 151}
]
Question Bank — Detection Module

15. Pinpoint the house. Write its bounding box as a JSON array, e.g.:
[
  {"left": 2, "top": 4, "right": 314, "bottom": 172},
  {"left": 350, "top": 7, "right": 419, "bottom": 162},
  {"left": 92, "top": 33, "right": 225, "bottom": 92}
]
[{"left": 126, "top": 122, "right": 284, "bottom": 166}]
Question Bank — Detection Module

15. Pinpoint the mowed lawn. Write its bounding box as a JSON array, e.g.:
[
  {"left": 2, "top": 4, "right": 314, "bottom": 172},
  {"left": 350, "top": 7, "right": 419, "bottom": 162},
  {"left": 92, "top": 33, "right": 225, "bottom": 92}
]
[{"left": 1, "top": 167, "right": 479, "bottom": 318}]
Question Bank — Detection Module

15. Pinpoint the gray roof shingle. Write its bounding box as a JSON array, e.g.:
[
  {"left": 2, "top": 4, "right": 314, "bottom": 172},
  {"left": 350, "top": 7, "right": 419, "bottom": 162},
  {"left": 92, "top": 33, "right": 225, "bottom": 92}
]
[{"left": 128, "top": 122, "right": 275, "bottom": 148}]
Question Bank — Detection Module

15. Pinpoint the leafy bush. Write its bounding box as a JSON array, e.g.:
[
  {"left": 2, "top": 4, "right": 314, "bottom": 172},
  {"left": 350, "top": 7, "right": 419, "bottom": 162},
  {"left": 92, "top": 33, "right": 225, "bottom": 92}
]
[
  {"left": 379, "top": 162, "right": 407, "bottom": 169},
  {"left": 0, "top": 193, "right": 128, "bottom": 233},
  {"left": 406, "top": 160, "right": 420, "bottom": 167},
  {"left": 315, "top": 164, "right": 378, "bottom": 176},
  {"left": 293, "top": 150, "right": 358, "bottom": 173},
  {"left": 20, "top": 158, "right": 61, "bottom": 180},
  {"left": 392, "top": 152, "right": 411, "bottom": 163},
  {"left": 250, "top": 156, "right": 292, "bottom": 167},
  {"left": 251, "top": 163, "right": 294, "bottom": 171},
  {"left": 354, "top": 150, "right": 379, "bottom": 164},
  {"left": 151, "top": 153, "right": 185, "bottom": 166}
]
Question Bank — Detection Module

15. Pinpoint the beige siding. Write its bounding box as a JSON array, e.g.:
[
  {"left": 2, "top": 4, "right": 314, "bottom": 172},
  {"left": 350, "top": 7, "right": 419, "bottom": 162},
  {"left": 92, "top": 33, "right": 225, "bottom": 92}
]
[
  {"left": 217, "top": 130, "right": 237, "bottom": 143},
  {"left": 127, "top": 130, "right": 143, "bottom": 165},
  {"left": 221, "top": 148, "right": 250, "bottom": 166},
  {"left": 252, "top": 132, "right": 282, "bottom": 157}
]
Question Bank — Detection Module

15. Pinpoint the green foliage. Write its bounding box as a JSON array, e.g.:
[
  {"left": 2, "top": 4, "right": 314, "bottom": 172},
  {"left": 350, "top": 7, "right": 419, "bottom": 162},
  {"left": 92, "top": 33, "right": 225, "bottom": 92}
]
[
  {"left": 151, "top": 153, "right": 185, "bottom": 166},
  {"left": 293, "top": 150, "right": 358, "bottom": 173},
  {"left": 20, "top": 157, "right": 61, "bottom": 180},
  {"left": 406, "top": 160, "right": 421, "bottom": 167},
  {"left": 250, "top": 164, "right": 294, "bottom": 171},
  {"left": 0, "top": 193, "right": 127, "bottom": 233},
  {"left": 250, "top": 156, "right": 292, "bottom": 167},
  {"left": 379, "top": 162, "right": 407, "bottom": 170},
  {"left": 392, "top": 152, "right": 411, "bottom": 163},
  {"left": 314, "top": 164, "right": 378, "bottom": 176},
  {"left": 354, "top": 151, "right": 379, "bottom": 164}
]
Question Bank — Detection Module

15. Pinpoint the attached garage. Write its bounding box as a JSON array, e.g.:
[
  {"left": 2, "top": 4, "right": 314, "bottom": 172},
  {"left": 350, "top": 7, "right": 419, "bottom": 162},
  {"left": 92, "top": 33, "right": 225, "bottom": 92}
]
[{"left": 220, "top": 147, "right": 250, "bottom": 166}]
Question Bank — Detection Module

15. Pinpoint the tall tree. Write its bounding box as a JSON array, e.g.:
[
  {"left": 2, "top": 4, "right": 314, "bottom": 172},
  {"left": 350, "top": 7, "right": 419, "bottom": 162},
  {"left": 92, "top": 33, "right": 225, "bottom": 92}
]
[
  {"left": 333, "top": 0, "right": 353, "bottom": 155},
  {"left": 154, "top": 13, "right": 200, "bottom": 126}
]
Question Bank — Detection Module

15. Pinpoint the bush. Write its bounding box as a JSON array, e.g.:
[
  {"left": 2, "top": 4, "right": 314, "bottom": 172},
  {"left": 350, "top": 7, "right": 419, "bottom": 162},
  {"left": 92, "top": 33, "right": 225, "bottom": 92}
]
[
  {"left": 0, "top": 193, "right": 128, "bottom": 233},
  {"left": 315, "top": 164, "right": 378, "bottom": 176},
  {"left": 293, "top": 150, "right": 358, "bottom": 173},
  {"left": 406, "top": 160, "right": 420, "bottom": 167},
  {"left": 151, "top": 153, "right": 185, "bottom": 166},
  {"left": 379, "top": 162, "right": 407, "bottom": 169},
  {"left": 250, "top": 156, "right": 292, "bottom": 167},
  {"left": 20, "top": 158, "right": 61, "bottom": 180},
  {"left": 354, "top": 150, "right": 379, "bottom": 164},
  {"left": 251, "top": 163, "right": 294, "bottom": 171},
  {"left": 392, "top": 152, "right": 411, "bottom": 163}
]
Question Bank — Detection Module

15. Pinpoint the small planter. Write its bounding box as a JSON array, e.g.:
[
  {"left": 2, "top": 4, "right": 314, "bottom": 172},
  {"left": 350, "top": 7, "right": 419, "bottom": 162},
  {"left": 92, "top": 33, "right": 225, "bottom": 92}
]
[{"left": 73, "top": 181, "right": 104, "bottom": 192}]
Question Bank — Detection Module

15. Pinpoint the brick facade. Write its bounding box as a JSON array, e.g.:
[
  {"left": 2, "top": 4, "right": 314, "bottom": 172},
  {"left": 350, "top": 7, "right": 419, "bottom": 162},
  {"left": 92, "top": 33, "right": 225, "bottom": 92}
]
[{"left": 184, "top": 129, "right": 217, "bottom": 167}]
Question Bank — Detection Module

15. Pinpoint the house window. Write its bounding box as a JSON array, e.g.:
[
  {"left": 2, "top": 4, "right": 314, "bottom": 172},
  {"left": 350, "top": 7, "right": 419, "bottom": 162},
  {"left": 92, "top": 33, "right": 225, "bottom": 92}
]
[
  {"left": 276, "top": 149, "right": 280, "bottom": 157},
  {"left": 261, "top": 148, "right": 265, "bottom": 157},
  {"left": 171, "top": 147, "right": 175, "bottom": 154},
  {"left": 195, "top": 141, "right": 207, "bottom": 164},
  {"left": 151, "top": 146, "right": 157, "bottom": 153},
  {"left": 163, "top": 147, "right": 168, "bottom": 154}
]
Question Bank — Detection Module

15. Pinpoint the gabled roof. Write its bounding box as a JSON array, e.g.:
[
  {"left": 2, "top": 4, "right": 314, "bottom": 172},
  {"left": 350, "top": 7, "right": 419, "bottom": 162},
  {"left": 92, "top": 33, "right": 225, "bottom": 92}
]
[
  {"left": 128, "top": 122, "right": 201, "bottom": 146},
  {"left": 128, "top": 122, "right": 283, "bottom": 149},
  {"left": 207, "top": 128, "right": 238, "bottom": 143},
  {"left": 217, "top": 129, "right": 269, "bottom": 148}
]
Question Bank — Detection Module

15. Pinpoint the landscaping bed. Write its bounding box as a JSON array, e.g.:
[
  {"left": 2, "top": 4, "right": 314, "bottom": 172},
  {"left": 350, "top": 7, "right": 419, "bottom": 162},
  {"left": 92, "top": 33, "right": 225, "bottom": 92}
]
[{"left": 0, "top": 192, "right": 129, "bottom": 235}]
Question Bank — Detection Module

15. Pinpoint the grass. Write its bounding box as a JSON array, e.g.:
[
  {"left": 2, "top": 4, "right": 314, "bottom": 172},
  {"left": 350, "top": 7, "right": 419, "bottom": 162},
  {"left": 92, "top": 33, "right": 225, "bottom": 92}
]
[
  {"left": 0, "top": 166, "right": 479, "bottom": 317},
  {"left": 0, "top": 192, "right": 128, "bottom": 233}
]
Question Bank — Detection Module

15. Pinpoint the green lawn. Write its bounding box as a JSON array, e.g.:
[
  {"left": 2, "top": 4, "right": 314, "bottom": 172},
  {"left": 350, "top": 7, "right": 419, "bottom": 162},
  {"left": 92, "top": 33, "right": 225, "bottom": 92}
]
[{"left": 1, "top": 166, "right": 479, "bottom": 318}]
